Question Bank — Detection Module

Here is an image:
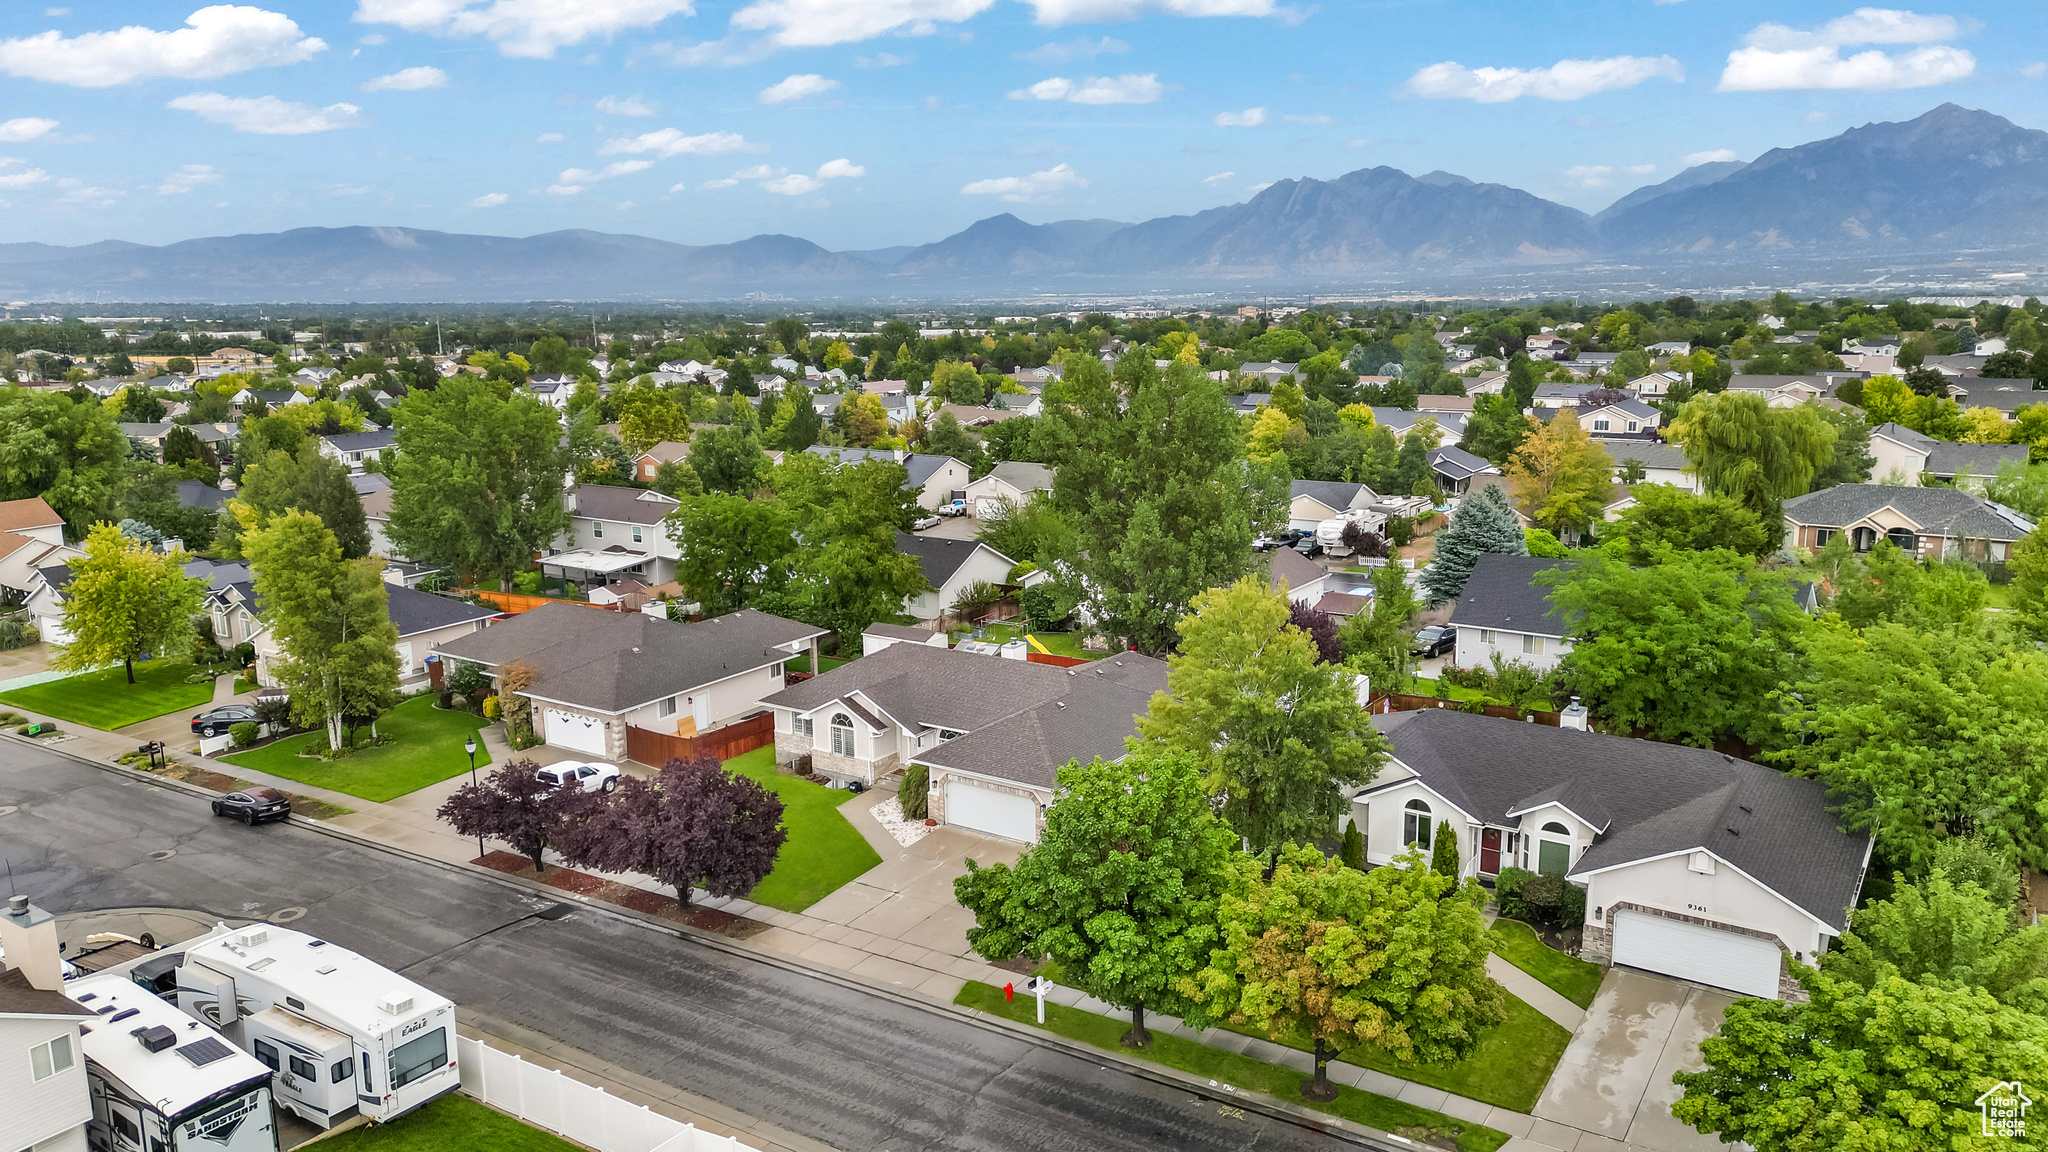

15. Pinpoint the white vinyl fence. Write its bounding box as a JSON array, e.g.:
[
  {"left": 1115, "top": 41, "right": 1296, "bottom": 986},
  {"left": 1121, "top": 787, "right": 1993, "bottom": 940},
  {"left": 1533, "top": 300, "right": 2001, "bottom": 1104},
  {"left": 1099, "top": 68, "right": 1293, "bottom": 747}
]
[{"left": 455, "top": 1035, "right": 756, "bottom": 1152}]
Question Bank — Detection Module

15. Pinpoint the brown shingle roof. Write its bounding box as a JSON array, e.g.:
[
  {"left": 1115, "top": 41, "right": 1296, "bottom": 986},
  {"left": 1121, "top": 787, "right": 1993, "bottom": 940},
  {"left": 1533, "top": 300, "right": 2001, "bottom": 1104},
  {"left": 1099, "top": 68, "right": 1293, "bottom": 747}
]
[{"left": 0, "top": 497, "right": 62, "bottom": 535}]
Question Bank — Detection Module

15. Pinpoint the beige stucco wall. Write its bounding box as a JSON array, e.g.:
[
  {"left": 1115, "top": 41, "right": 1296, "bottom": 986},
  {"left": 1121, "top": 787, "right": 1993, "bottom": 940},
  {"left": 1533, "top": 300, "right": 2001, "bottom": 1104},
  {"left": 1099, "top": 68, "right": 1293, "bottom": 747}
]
[
  {"left": 1867, "top": 435, "right": 1928, "bottom": 486},
  {"left": 618, "top": 662, "right": 784, "bottom": 735},
  {"left": 1580, "top": 850, "right": 1832, "bottom": 960}
]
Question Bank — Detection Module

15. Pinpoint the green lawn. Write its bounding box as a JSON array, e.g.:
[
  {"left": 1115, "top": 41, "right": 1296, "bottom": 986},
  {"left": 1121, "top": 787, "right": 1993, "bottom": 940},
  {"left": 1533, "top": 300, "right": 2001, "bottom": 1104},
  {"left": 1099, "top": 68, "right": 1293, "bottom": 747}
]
[
  {"left": 0, "top": 660, "right": 217, "bottom": 730},
  {"left": 1406, "top": 676, "right": 1489, "bottom": 703},
  {"left": 725, "top": 745, "right": 881, "bottom": 911},
  {"left": 221, "top": 696, "right": 492, "bottom": 802},
  {"left": 316, "top": 1094, "right": 579, "bottom": 1152},
  {"left": 1985, "top": 583, "right": 2014, "bottom": 610},
  {"left": 956, "top": 982, "right": 1508, "bottom": 1152},
  {"left": 1489, "top": 919, "right": 1607, "bottom": 1010},
  {"left": 980, "top": 622, "right": 1094, "bottom": 659},
  {"left": 785, "top": 652, "right": 851, "bottom": 674}
]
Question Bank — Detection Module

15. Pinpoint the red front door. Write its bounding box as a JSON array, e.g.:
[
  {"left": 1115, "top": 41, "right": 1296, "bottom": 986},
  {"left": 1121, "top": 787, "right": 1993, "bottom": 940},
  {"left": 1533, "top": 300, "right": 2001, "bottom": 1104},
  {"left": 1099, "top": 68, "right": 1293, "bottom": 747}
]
[{"left": 1480, "top": 828, "right": 1502, "bottom": 875}]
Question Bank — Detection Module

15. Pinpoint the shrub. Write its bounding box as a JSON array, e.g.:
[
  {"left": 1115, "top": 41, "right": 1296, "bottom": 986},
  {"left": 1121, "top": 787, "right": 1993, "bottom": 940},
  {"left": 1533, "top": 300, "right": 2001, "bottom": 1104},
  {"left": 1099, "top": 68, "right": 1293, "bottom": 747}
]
[
  {"left": 1522, "top": 871, "right": 1566, "bottom": 922},
  {"left": 951, "top": 579, "right": 1004, "bottom": 617},
  {"left": 437, "top": 689, "right": 453, "bottom": 709},
  {"left": 254, "top": 695, "right": 291, "bottom": 728},
  {"left": 1387, "top": 515, "right": 1415, "bottom": 547},
  {"left": 0, "top": 616, "right": 36, "bottom": 650},
  {"left": 1340, "top": 819, "right": 1365, "bottom": 869},
  {"left": 447, "top": 660, "right": 490, "bottom": 701},
  {"left": 512, "top": 569, "right": 544, "bottom": 595},
  {"left": 1494, "top": 866, "right": 1535, "bottom": 920},
  {"left": 1020, "top": 582, "right": 1073, "bottom": 631},
  {"left": 899, "top": 763, "right": 930, "bottom": 821},
  {"left": 232, "top": 642, "right": 255, "bottom": 667},
  {"left": 1559, "top": 880, "right": 1587, "bottom": 928},
  {"left": 481, "top": 694, "right": 502, "bottom": 720},
  {"left": 229, "top": 722, "right": 261, "bottom": 747}
]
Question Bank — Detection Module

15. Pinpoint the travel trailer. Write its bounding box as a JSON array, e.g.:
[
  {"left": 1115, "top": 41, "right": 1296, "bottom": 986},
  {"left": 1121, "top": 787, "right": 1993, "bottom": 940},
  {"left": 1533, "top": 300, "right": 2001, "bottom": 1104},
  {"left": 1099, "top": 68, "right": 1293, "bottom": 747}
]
[
  {"left": 66, "top": 971, "right": 277, "bottom": 1152},
  {"left": 113, "top": 925, "right": 459, "bottom": 1129}
]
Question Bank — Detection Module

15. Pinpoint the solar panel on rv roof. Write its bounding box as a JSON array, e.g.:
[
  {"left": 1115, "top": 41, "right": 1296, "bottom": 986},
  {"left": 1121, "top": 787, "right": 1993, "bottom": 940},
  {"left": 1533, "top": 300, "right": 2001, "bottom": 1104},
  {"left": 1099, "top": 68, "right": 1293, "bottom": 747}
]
[{"left": 177, "top": 1037, "right": 235, "bottom": 1068}]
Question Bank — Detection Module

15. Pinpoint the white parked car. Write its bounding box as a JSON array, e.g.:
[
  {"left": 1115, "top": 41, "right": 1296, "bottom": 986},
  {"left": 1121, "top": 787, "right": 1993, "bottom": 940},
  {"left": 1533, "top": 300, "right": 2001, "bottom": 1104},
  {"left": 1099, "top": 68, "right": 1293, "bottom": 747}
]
[{"left": 536, "top": 761, "right": 621, "bottom": 793}]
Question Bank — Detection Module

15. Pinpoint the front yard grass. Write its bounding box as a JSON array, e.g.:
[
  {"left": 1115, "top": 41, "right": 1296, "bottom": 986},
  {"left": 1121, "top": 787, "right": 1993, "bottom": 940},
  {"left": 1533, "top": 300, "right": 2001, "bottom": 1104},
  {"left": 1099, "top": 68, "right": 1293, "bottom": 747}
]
[
  {"left": 316, "top": 1094, "right": 580, "bottom": 1152},
  {"left": 956, "top": 981, "right": 1508, "bottom": 1152},
  {"left": 0, "top": 660, "right": 217, "bottom": 730},
  {"left": 221, "top": 695, "right": 492, "bottom": 802},
  {"left": 724, "top": 745, "right": 881, "bottom": 911},
  {"left": 785, "top": 652, "right": 850, "bottom": 674},
  {"left": 1488, "top": 919, "right": 1606, "bottom": 1009},
  {"left": 1406, "top": 676, "right": 1489, "bottom": 703}
]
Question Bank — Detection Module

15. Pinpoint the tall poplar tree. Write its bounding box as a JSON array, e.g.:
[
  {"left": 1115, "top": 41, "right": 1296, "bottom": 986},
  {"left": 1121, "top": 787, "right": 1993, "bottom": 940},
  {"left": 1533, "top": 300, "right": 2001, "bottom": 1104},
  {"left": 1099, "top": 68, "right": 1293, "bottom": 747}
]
[{"left": 247, "top": 509, "right": 400, "bottom": 750}]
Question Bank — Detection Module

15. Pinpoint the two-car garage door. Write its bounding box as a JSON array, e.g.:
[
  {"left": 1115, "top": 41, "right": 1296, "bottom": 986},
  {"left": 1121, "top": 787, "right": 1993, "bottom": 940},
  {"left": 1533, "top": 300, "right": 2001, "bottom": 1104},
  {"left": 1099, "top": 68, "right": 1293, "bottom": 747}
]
[
  {"left": 1611, "top": 910, "right": 1783, "bottom": 998},
  {"left": 945, "top": 778, "right": 1039, "bottom": 844}
]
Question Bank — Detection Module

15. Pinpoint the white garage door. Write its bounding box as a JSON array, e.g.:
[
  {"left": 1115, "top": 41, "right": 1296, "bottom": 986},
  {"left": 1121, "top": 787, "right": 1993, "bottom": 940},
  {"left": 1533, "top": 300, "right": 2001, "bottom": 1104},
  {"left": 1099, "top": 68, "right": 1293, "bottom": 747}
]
[
  {"left": 945, "top": 778, "right": 1039, "bottom": 843},
  {"left": 1611, "top": 910, "right": 1782, "bottom": 998},
  {"left": 544, "top": 709, "right": 607, "bottom": 757}
]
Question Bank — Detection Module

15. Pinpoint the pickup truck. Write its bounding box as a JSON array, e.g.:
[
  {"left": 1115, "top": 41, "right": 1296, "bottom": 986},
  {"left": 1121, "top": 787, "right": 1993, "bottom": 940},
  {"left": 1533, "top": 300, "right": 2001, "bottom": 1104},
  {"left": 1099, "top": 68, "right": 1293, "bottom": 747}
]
[{"left": 937, "top": 499, "right": 970, "bottom": 518}]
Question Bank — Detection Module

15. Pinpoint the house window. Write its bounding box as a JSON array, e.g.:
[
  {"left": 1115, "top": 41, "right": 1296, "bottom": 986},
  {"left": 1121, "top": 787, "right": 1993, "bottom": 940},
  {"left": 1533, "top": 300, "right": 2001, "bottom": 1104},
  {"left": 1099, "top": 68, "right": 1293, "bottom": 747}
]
[
  {"left": 1626, "top": 421, "right": 1639, "bottom": 433},
  {"left": 1523, "top": 634, "right": 1544, "bottom": 655},
  {"left": 794, "top": 715, "right": 813, "bottom": 737},
  {"left": 1479, "top": 629, "right": 1496, "bottom": 645},
  {"left": 632, "top": 526, "right": 643, "bottom": 543},
  {"left": 1815, "top": 528, "right": 1835, "bottom": 546},
  {"left": 1591, "top": 418, "right": 1610, "bottom": 432},
  {"left": 1852, "top": 526, "right": 1877, "bottom": 552},
  {"left": 658, "top": 696, "right": 678, "bottom": 718},
  {"left": 1886, "top": 527, "right": 1916, "bottom": 553},
  {"left": 592, "top": 521, "right": 603, "bottom": 539},
  {"left": 830, "top": 713, "right": 855, "bottom": 757},
  {"left": 1538, "top": 821, "right": 1571, "bottom": 875},
  {"left": 29, "top": 1034, "right": 74, "bottom": 1080},
  {"left": 1403, "top": 799, "right": 1433, "bottom": 848}
]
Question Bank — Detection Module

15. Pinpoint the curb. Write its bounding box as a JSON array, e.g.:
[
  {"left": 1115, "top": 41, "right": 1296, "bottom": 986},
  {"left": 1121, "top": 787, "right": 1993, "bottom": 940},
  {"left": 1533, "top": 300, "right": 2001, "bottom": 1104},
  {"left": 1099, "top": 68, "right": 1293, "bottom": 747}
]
[{"left": 12, "top": 730, "right": 1416, "bottom": 1152}]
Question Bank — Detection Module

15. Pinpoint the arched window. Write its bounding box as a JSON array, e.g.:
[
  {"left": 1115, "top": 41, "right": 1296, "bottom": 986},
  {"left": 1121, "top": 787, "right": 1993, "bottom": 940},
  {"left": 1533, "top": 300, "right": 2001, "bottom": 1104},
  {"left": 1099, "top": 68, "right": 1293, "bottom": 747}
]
[
  {"left": 1885, "top": 527, "right": 1916, "bottom": 554},
  {"left": 1403, "top": 799, "right": 1433, "bottom": 849},
  {"left": 1852, "top": 526, "right": 1878, "bottom": 553},
  {"left": 829, "top": 712, "right": 855, "bottom": 757},
  {"left": 1538, "top": 821, "right": 1571, "bottom": 875}
]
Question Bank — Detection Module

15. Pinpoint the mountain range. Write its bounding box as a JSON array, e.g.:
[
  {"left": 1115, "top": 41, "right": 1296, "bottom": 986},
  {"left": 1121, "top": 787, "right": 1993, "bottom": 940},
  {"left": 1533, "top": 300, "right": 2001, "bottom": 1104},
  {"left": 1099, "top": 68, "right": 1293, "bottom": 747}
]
[{"left": 3, "top": 103, "right": 2044, "bottom": 303}]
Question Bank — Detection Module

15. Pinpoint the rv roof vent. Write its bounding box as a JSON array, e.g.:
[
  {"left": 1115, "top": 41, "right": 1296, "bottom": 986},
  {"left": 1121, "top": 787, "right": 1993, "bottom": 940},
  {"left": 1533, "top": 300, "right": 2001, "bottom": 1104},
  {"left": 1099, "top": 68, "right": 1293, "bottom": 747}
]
[
  {"left": 316, "top": 965, "right": 337, "bottom": 975},
  {"left": 75, "top": 992, "right": 96, "bottom": 1003},
  {"left": 248, "top": 958, "right": 274, "bottom": 972},
  {"left": 230, "top": 928, "right": 268, "bottom": 949},
  {"left": 136, "top": 1025, "right": 178, "bottom": 1053},
  {"left": 96, "top": 1005, "right": 117, "bottom": 1014},
  {"left": 285, "top": 996, "right": 305, "bottom": 1010},
  {"left": 377, "top": 992, "right": 415, "bottom": 1016},
  {"left": 108, "top": 1008, "right": 140, "bottom": 1023}
]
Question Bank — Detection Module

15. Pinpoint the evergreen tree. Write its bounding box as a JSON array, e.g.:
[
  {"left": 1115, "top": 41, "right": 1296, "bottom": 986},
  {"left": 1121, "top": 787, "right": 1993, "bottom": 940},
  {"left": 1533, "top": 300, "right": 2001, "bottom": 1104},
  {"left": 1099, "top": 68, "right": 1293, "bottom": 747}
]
[
  {"left": 1340, "top": 819, "right": 1365, "bottom": 869},
  {"left": 1431, "top": 820, "right": 1460, "bottom": 878},
  {"left": 1419, "top": 484, "right": 1526, "bottom": 603}
]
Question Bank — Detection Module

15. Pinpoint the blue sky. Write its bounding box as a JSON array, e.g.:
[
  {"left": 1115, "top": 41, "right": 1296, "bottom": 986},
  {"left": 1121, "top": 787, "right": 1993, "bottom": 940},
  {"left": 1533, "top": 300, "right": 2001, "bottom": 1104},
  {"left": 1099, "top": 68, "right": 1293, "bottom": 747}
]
[{"left": 0, "top": 1, "right": 2042, "bottom": 249}]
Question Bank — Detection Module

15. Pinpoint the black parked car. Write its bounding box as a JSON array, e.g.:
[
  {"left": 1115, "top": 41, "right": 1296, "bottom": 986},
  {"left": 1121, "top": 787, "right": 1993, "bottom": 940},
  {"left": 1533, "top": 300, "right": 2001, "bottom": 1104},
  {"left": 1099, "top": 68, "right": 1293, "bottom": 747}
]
[
  {"left": 212, "top": 787, "right": 291, "bottom": 826},
  {"left": 191, "top": 703, "right": 258, "bottom": 737},
  {"left": 1410, "top": 625, "right": 1456, "bottom": 658}
]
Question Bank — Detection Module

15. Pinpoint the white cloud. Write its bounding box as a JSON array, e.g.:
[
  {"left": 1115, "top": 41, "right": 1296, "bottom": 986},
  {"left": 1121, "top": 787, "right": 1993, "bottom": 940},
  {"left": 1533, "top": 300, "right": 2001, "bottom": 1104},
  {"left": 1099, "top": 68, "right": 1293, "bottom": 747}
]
[
  {"left": 353, "top": 0, "right": 694, "bottom": 58},
  {"left": 536, "top": 131, "right": 564, "bottom": 142},
  {"left": 666, "top": 181, "right": 689, "bottom": 193},
  {"left": 1213, "top": 106, "right": 1265, "bottom": 127},
  {"left": 44, "top": 8, "right": 69, "bottom": 15},
  {"left": 468, "top": 191, "right": 508, "bottom": 206},
  {"left": 1202, "top": 170, "right": 1235, "bottom": 185},
  {"left": 1283, "top": 112, "right": 1331, "bottom": 124},
  {"left": 362, "top": 64, "right": 448, "bottom": 90},
  {"left": 643, "top": 35, "right": 777, "bottom": 67},
  {"left": 545, "top": 182, "right": 585, "bottom": 195},
  {"left": 327, "top": 184, "right": 373, "bottom": 196},
  {"left": 1007, "top": 72, "right": 1162, "bottom": 104},
  {"left": 0, "top": 118, "right": 58, "bottom": 143},
  {"left": 733, "top": 164, "right": 778, "bottom": 179},
  {"left": 1245, "top": 180, "right": 1273, "bottom": 194},
  {"left": 0, "top": 5, "right": 326, "bottom": 87},
  {"left": 1718, "top": 7, "right": 1976, "bottom": 91},
  {"left": 157, "top": 163, "right": 221, "bottom": 194},
  {"left": 595, "top": 93, "right": 657, "bottom": 116},
  {"left": 731, "top": 0, "right": 994, "bottom": 48},
  {"left": 856, "top": 51, "right": 909, "bottom": 67},
  {"left": 56, "top": 181, "right": 117, "bottom": 205},
  {"left": 0, "top": 164, "right": 51, "bottom": 190},
  {"left": 761, "top": 157, "right": 863, "bottom": 195},
  {"left": 2023, "top": 62, "right": 2046, "bottom": 79},
  {"left": 168, "top": 92, "right": 360, "bottom": 134},
  {"left": 599, "top": 127, "right": 756, "bottom": 157},
  {"left": 359, "top": 32, "right": 387, "bottom": 44},
  {"left": 960, "top": 162, "right": 1086, "bottom": 202},
  {"left": 1681, "top": 148, "right": 1739, "bottom": 165},
  {"left": 1564, "top": 164, "right": 1613, "bottom": 188},
  {"left": 1625, "top": 163, "right": 1657, "bottom": 174},
  {"left": 1023, "top": 0, "right": 1276, "bottom": 25},
  {"left": 701, "top": 177, "right": 738, "bottom": 188},
  {"left": 1405, "top": 55, "right": 1683, "bottom": 102},
  {"left": 1015, "top": 36, "right": 1126, "bottom": 63},
  {"left": 758, "top": 73, "right": 839, "bottom": 103}
]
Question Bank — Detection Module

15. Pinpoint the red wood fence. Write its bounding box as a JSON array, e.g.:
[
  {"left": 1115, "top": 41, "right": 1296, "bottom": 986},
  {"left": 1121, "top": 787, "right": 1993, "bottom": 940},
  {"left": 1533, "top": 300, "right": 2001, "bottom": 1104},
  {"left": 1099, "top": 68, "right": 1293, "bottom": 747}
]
[
  {"left": 464, "top": 589, "right": 620, "bottom": 615},
  {"left": 625, "top": 712, "right": 776, "bottom": 767},
  {"left": 1024, "top": 652, "right": 1091, "bottom": 668}
]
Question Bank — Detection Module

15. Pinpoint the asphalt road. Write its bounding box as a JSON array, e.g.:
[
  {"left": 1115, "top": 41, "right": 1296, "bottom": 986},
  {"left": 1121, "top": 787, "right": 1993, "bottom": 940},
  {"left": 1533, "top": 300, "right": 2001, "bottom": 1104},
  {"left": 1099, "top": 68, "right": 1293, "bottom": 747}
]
[{"left": 0, "top": 743, "right": 1359, "bottom": 1152}]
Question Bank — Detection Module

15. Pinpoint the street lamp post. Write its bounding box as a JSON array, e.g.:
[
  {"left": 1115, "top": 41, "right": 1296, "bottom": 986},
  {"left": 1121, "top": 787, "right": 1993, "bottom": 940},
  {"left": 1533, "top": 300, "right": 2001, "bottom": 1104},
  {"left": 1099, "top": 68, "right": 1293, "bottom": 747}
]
[{"left": 464, "top": 736, "right": 481, "bottom": 861}]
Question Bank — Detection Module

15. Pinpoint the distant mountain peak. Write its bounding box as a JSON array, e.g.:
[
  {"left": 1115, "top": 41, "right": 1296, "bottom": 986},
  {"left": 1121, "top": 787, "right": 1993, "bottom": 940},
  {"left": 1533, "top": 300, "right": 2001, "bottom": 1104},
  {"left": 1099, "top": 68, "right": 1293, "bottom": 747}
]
[{"left": 1415, "top": 170, "right": 1477, "bottom": 187}]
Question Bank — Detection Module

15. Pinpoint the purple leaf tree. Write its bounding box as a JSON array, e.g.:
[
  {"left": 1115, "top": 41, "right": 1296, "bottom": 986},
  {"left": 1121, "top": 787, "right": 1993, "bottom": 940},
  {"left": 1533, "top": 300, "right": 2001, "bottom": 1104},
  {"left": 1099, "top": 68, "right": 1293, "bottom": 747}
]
[
  {"left": 436, "top": 759, "right": 585, "bottom": 873},
  {"left": 556, "top": 756, "right": 787, "bottom": 907},
  {"left": 1287, "top": 602, "right": 1344, "bottom": 665}
]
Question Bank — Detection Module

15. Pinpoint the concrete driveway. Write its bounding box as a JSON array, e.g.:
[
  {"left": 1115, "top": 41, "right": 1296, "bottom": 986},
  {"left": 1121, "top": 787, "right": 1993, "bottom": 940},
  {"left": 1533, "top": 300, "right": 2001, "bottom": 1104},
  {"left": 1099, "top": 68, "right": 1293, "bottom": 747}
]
[{"left": 1525, "top": 968, "right": 1735, "bottom": 1152}]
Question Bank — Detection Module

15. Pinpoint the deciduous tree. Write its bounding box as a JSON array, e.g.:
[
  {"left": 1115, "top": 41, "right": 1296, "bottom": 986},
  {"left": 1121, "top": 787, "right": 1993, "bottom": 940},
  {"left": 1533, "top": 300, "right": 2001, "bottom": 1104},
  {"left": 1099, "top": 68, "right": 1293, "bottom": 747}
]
[
  {"left": 52, "top": 522, "right": 206, "bottom": 684},
  {"left": 953, "top": 748, "right": 1245, "bottom": 1047},
  {"left": 0, "top": 387, "right": 126, "bottom": 533},
  {"left": 385, "top": 377, "right": 569, "bottom": 585},
  {"left": 1668, "top": 392, "right": 1835, "bottom": 524},
  {"left": 669, "top": 492, "right": 796, "bottom": 616},
  {"left": 438, "top": 760, "right": 585, "bottom": 873},
  {"left": 1506, "top": 414, "right": 1611, "bottom": 535},
  {"left": 1136, "top": 577, "right": 1385, "bottom": 853},
  {"left": 690, "top": 425, "right": 770, "bottom": 494},
  {"left": 1605, "top": 484, "right": 1770, "bottom": 563},
  {"left": 245, "top": 509, "right": 401, "bottom": 751}
]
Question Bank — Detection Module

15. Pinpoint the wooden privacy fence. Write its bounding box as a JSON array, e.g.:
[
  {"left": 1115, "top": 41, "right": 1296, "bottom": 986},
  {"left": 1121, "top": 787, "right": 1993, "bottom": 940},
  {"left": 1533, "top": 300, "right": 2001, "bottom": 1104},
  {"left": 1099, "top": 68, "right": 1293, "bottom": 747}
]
[
  {"left": 1369, "top": 692, "right": 1563, "bottom": 727},
  {"left": 1024, "top": 652, "right": 1090, "bottom": 668},
  {"left": 626, "top": 712, "right": 775, "bottom": 767},
  {"left": 455, "top": 1035, "right": 754, "bottom": 1152},
  {"left": 464, "top": 589, "right": 620, "bottom": 615}
]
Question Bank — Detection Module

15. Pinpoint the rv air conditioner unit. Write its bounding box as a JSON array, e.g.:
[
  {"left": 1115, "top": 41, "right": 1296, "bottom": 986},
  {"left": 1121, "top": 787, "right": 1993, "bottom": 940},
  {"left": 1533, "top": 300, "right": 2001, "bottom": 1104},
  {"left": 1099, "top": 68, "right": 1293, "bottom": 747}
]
[
  {"left": 230, "top": 929, "right": 269, "bottom": 949},
  {"left": 377, "top": 992, "right": 414, "bottom": 1016}
]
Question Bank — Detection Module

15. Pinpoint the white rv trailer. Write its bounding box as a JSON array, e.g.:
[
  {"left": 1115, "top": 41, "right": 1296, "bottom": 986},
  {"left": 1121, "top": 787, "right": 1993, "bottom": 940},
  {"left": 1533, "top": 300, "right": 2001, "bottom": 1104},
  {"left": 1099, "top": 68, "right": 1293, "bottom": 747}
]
[
  {"left": 160, "top": 925, "right": 459, "bottom": 1128},
  {"left": 1315, "top": 508, "right": 1389, "bottom": 557},
  {"left": 66, "top": 971, "right": 278, "bottom": 1152}
]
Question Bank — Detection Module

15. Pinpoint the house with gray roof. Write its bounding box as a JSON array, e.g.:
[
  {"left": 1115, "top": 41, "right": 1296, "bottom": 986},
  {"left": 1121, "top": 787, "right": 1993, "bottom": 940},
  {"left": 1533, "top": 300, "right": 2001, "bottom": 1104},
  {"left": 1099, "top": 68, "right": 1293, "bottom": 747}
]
[
  {"left": 962, "top": 461, "right": 1054, "bottom": 517},
  {"left": 1288, "top": 479, "right": 1378, "bottom": 531},
  {"left": 1592, "top": 438, "right": 1698, "bottom": 492},
  {"left": 1427, "top": 445, "right": 1501, "bottom": 496},
  {"left": 548, "top": 484, "right": 682, "bottom": 586},
  {"left": 432, "top": 603, "right": 826, "bottom": 763},
  {"left": 243, "top": 580, "right": 497, "bottom": 690},
  {"left": 1370, "top": 407, "right": 1468, "bottom": 439},
  {"left": 895, "top": 532, "right": 1014, "bottom": 623},
  {"left": 1782, "top": 483, "right": 2035, "bottom": 562},
  {"left": 806, "top": 447, "right": 972, "bottom": 512},
  {"left": 1447, "top": 553, "right": 1574, "bottom": 673},
  {"left": 757, "top": 641, "right": 1168, "bottom": 842},
  {"left": 1867, "top": 422, "right": 2030, "bottom": 489},
  {"left": 317, "top": 429, "right": 397, "bottom": 473},
  {"left": 1531, "top": 398, "right": 1661, "bottom": 439},
  {"left": 1353, "top": 708, "right": 1872, "bottom": 998},
  {"left": 1947, "top": 379, "right": 2039, "bottom": 416}
]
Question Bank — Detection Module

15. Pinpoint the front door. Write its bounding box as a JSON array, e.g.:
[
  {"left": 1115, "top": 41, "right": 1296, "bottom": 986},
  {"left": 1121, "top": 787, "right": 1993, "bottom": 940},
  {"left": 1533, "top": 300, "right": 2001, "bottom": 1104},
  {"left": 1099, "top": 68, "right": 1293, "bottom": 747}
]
[{"left": 1479, "top": 828, "right": 1502, "bottom": 874}]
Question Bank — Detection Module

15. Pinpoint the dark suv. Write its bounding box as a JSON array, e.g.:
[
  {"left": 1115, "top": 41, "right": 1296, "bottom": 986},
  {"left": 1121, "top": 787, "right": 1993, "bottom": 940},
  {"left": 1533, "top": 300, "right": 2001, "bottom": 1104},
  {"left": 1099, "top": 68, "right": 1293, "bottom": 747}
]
[{"left": 1410, "top": 625, "right": 1456, "bottom": 658}]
